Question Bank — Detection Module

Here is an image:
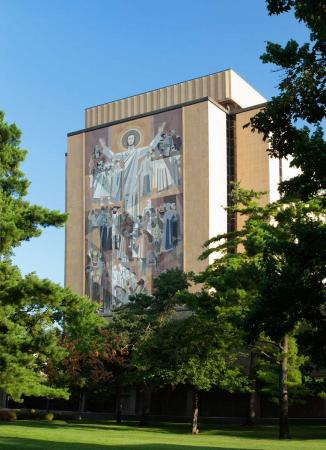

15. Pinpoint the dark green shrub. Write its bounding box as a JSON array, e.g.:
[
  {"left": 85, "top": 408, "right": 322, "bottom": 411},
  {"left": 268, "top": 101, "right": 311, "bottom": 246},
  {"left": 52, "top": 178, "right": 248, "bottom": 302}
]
[
  {"left": 17, "top": 409, "right": 82, "bottom": 421},
  {"left": 17, "top": 409, "right": 39, "bottom": 420},
  {"left": 54, "top": 411, "right": 82, "bottom": 420},
  {"left": 0, "top": 410, "right": 17, "bottom": 421}
]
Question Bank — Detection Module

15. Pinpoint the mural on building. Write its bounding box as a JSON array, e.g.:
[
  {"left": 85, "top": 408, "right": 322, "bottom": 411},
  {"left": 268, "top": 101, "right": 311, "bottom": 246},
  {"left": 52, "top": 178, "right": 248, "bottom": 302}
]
[{"left": 85, "top": 109, "right": 183, "bottom": 313}]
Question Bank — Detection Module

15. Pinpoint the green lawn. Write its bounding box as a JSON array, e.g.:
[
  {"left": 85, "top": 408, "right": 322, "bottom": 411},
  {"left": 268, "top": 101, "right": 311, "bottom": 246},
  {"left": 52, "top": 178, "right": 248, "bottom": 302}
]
[{"left": 0, "top": 421, "right": 325, "bottom": 450}]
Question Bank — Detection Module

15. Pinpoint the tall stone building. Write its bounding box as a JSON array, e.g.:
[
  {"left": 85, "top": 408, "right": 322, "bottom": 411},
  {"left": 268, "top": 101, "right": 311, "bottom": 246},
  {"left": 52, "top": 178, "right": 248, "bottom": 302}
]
[{"left": 65, "top": 69, "right": 287, "bottom": 315}]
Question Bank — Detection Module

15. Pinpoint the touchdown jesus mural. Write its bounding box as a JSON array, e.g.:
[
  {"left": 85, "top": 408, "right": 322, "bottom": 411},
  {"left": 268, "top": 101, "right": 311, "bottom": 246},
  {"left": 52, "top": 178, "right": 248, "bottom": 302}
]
[{"left": 85, "top": 109, "right": 183, "bottom": 314}]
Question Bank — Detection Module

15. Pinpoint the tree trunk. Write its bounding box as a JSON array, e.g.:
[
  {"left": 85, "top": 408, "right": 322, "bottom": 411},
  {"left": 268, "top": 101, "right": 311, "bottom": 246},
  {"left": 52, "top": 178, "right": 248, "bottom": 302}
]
[
  {"left": 78, "top": 389, "right": 86, "bottom": 413},
  {"left": 139, "top": 386, "right": 151, "bottom": 426},
  {"left": 116, "top": 386, "right": 123, "bottom": 424},
  {"left": 279, "top": 335, "right": 290, "bottom": 439},
  {"left": 0, "top": 389, "right": 7, "bottom": 409},
  {"left": 246, "top": 351, "right": 257, "bottom": 426},
  {"left": 191, "top": 388, "right": 199, "bottom": 435},
  {"left": 46, "top": 398, "right": 50, "bottom": 412}
]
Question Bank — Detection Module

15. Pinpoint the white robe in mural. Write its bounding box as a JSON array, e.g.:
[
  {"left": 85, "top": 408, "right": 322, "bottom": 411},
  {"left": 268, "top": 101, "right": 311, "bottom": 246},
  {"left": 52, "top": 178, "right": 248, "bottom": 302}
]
[{"left": 121, "top": 124, "right": 165, "bottom": 215}]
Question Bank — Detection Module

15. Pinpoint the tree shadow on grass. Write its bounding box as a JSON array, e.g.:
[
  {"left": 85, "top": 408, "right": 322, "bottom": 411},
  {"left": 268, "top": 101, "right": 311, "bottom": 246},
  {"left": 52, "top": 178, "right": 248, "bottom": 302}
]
[
  {"left": 201, "top": 424, "right": 326, "bottom": 441},
  {"left": 2, "top": 420, "right": 196, "bottom": 436},
  {"left": 6, "top": 421, "right": 326, "bottom": 441},
  {"left": 0, "top": 438, "right": 253, "bottom": 450},
  {"left": 0, "top": 421, "right": 165, "bottom": 435},
  {"left": 121, "top": 423, "right": 326, "bottom": 441}
]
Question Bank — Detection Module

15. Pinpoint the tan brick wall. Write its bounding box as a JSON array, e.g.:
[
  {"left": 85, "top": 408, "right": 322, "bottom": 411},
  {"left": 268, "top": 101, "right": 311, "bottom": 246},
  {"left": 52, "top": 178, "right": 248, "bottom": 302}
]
[
  {"left": 65, "top": 133, "right": 85, "bottom": 295},
  {"left": 183, "top": 101, "right": 210, "bottom": 274},
  {"left": 235, "top": 108, "right": 270, "bottom": 230}
]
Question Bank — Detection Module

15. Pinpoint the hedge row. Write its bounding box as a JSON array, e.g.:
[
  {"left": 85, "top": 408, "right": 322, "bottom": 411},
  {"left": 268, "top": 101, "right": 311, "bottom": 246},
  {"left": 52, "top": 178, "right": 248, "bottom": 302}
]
[{"left": 0, "top": 410, "right": 82, "bottom": 422}]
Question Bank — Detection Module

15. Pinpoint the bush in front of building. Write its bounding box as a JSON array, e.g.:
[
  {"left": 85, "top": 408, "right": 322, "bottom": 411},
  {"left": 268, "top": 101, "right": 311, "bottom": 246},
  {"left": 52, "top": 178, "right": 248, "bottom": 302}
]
[
  {"left": 53, "top": 411, "right": 82, "bottom": 421},
  {"left": 0, "top": 410, "right": 17, "bottom": 421},
  {"left": 16, "top": 409, "right": 39, "bottom": 420},
  {"left": 44, "top": 412, "right": 54, "bottom": 421},
  {"left": 15, "top": 409, "right": 81, "bottom": 421}
]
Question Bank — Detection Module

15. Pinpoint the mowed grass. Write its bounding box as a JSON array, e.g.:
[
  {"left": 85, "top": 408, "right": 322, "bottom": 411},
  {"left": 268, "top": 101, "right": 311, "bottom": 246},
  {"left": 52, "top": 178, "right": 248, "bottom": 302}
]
[{"left": 0, "top": 420, "right": 325, "bottom": 450}]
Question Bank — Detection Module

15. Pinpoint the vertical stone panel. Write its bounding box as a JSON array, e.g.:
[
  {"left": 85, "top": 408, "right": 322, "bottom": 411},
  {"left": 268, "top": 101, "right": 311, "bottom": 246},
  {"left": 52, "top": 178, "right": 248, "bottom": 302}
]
[
  {"left": 180, "top": 82, "right": 186, "bottom": 103},
  {"left": 202, "top": 76, "right": 208, "bottom": 97},
  {"left": 209, "top": 74, "right": 216, "bottom": 99},
  {"left": 127, "top": 97, "right": 132, "bottom": 118},
  {"left": 173, "top": 84, "right": 179, "bottom": 105},
  {"left": 65, "top": 133, "right": 85, "bottom": 295},
  {"left": 103, "top": 104, "right": 108, "bottom": 123},
  {"left": 208, "top": 102, "right": 227, "bottom": 264},
  {"left": 183, "top": 101, "right": 209, "bottom": 274},
  {"left": 235, "top": 107, "right": 270, "bottom": 229},
  {"left": 146, "top": 92, "right": 152, "bottom": 112}
]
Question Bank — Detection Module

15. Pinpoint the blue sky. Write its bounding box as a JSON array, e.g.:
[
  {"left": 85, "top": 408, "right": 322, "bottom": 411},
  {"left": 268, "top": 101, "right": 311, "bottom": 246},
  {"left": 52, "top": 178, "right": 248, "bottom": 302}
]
[{"left": 1, "top": 0, "right": 309, "bottom": 284}]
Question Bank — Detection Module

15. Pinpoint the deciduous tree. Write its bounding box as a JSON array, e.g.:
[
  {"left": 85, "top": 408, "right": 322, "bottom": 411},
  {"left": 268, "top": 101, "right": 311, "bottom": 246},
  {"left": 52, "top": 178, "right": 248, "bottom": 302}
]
[{"left": 111, "top": 269, "right": 189, "bottom": 425}]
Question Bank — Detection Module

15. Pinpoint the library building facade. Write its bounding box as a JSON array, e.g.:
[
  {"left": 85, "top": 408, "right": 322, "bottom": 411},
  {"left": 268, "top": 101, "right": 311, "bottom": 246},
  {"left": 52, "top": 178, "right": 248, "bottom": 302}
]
[
  {"left": 64, "top": 70, "right": 324, "bottom": 418},
  {"left": 65, "top": 69, "right": 283, "bottom": 314}
]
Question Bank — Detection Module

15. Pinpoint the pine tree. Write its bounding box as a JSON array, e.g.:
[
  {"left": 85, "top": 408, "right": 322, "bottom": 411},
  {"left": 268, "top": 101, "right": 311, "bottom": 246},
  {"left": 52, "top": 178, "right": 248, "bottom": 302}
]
[{"left": 0, "top": 111, "right": 101, "bottom": 403}]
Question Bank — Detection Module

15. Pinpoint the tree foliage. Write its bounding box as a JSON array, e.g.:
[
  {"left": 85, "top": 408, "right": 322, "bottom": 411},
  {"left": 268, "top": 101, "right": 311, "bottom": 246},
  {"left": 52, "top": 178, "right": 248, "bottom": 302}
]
[
  {"left": 0, "top": 264, "right": 66, "bottom": 401},
  {"left": 255, "top": 335, "right": 309, "bottom": 405},
  {"left": 111, "top": 269, "right": 189, "bottom": 387},
  {"left": 247, "top": 0, "right": 326, "bottom": 200},
  {"left": 246, "top": 1, "right": 326, "bottom": 376},
  {"left": 111, "top": 267, "right": 247, "bottom": 433},
  {"left": 0, "top": 111, "right": 100, "bottom": 402},
  {"left": 47, "top": 297, "right": 114, "bottom": 391},
  {"left": 0, "top": 111, "right": 66, "bottom": 256},
  {"left": 198, "top": 184, "right": 325, "bottom": 437}
]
